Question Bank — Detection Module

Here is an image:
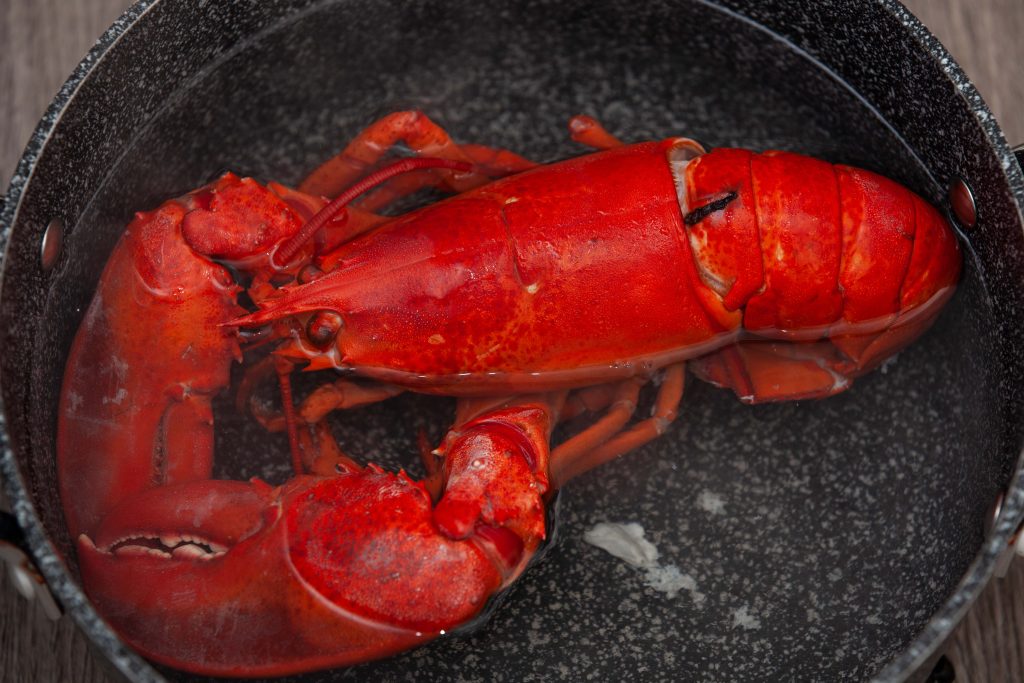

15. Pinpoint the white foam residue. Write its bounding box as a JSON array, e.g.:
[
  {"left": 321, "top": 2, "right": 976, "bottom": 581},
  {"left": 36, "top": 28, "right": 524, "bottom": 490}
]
[
  {"left": 644, "top": 563, "right": 705, "bottom": 603},
  {"left": 584, "top": 522, "right": 704, "bottom": 604},
  {"left": 696, "top": 490, "right": 726, "bottom": 515},
  {"left": 583, "top": 522, "right": 658, "bottom": 568},
  {"left": 731, "top": 605, "right": 761, "bottom": 630}
]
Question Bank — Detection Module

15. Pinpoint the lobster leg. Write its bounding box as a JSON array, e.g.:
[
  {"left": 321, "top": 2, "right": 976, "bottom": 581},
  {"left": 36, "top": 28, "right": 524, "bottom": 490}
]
[
  {"left": 75, "top": 395, "right": 557, "bottom": 676},
  {"left": 568, "top": 114, "right": 625, "bottom": 149},
  {"left": 296, "top": 379, "right": 405, "bottom": 424},
  {"left": 299, "top": 110, "right": 534, "bottom": 197},
  {"left": 551, "top": 379, "right": 644, "bottom": 465},
  {"left": 690, "top": 342, "right": 852, "bottom": 403},
  {"left": 258, "top": 373, "right": 406, "bottom": 474},
  {"left": 560, "top": 382, "right": 624, "bottom": 421},
  {"left": 299, "top": 420, "right": 365, "bottom": 477},
  {"left": 237, "top": 359, "right": 404, "bottom": 431},
  {"left": 550, "top": 364, "right": 686, "bottom": 487}
]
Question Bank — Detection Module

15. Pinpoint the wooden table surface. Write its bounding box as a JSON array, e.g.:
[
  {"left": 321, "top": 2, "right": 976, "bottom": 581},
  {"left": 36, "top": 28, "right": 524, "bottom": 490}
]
[{"left": 2, "top": 1, "right": 1023, "bottom": 681}]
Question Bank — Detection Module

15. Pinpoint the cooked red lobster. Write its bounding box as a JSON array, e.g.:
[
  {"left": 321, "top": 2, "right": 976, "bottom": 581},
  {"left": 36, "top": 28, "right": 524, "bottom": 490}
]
[{"left": 57, "top": 111, "right": 960, "bottom": 676}]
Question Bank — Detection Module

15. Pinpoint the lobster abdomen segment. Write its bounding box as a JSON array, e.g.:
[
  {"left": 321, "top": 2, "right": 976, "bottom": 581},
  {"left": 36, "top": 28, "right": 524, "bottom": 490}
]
[
  {"left": 744, "top": 151, "right": 844, "bottom": 331},
  {"left": 834, "top": 165, "right": 916, "bottom": 325}
]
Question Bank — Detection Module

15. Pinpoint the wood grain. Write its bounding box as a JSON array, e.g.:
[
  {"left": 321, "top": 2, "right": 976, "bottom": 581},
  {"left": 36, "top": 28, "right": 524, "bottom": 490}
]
[
  {"left": 906, "top": 0, "right": 1024, "bottom": 148},
  {"left": 1, "top": 1, "right": 1022, "bottom": 681}
]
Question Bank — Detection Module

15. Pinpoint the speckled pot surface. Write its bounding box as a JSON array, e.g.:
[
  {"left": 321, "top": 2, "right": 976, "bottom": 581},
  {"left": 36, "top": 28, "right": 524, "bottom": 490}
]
[{"left": 2, "top": 1, "right": 1023, "bottom": 681}]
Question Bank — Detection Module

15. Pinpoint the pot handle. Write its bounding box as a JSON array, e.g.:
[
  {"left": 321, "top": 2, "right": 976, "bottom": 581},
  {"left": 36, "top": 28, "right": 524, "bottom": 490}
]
[{"left": 0, "top": 511, "right": 62, "bottom": 619}]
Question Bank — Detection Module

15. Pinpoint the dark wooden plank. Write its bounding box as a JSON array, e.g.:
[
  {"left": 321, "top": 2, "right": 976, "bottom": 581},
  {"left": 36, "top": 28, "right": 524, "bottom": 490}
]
[
  {"left": 1, "top": 1, "right": 1021, "bottom": 682},
  {"left": 1, "top": 0, "right": 137, "bottom": 188}
]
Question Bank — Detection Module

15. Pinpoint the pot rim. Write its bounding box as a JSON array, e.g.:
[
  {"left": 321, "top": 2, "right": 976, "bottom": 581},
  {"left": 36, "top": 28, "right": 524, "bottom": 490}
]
[
  {"left": 0, "top": 3, "right": 166, "bottom": 679},
  {"left": 870, "top": 0, "right": 1024, "bottom": 678},
  {"left": 0, "top": 1, "right": 1022, "bottom": 681}
]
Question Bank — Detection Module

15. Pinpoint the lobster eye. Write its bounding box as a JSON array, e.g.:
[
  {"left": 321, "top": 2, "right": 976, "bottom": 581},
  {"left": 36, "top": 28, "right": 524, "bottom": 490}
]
[
  {"left": 306, "top": 310, "right": 343, "bottom": 347},
  {"left": 298, "top": 264, "right": 324, "bottom": 284}
]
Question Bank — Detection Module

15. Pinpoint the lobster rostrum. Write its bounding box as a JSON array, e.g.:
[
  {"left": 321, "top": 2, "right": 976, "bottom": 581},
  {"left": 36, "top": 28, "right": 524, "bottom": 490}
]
[{"left": 57, "top": 111, "right": 960, "bottom": 676}]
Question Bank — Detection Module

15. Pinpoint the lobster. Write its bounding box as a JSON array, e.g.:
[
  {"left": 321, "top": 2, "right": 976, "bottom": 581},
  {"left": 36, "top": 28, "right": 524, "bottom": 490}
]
[{"left": 56, "top": 111, "right": 960, "bottom": 676}]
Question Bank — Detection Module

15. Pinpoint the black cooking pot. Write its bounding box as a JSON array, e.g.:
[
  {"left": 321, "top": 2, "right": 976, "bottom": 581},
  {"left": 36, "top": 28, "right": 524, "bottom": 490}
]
[{"left": 2, "top": 1, "right": 1023, "bottom": 681}]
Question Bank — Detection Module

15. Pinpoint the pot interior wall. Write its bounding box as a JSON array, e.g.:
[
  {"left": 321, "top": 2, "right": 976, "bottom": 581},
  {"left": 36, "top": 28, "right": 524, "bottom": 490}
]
[{"left": 3, "top": 0, "right": 1019, "bottom": 681}]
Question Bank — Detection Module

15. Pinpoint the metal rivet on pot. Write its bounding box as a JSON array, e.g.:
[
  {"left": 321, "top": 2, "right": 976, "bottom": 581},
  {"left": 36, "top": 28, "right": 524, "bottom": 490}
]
[
  {"left": 948, "top": 177, "right": 977, "bottom": 229},
  {"left": 40, "top": 218, "right": 64, "bottom": 271}
]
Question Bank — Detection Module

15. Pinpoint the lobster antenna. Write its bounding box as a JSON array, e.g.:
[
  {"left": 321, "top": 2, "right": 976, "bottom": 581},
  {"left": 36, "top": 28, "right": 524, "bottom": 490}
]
[{"left": 273, "top": 156, "right": 474, "bottom": 267}]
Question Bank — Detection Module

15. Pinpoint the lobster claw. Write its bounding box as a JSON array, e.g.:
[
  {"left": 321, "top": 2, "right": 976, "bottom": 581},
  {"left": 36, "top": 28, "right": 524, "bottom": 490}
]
[{"left": 77, "top": 401, "right": 553, "bottom": 676}]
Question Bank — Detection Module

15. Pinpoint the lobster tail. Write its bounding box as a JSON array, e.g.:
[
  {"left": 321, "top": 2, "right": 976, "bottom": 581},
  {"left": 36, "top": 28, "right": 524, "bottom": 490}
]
[
  {"left": 682, "top": 149, "right": 960, "bottom": 401},
  {"left": 684, "top": 149, "right": 959, "bottom": 331}
]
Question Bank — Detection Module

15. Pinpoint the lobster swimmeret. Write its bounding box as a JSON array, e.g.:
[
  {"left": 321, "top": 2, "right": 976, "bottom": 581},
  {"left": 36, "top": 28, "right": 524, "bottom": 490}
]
[{"left": 57, "top": 112, "right": 960, "bottom": 676}]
